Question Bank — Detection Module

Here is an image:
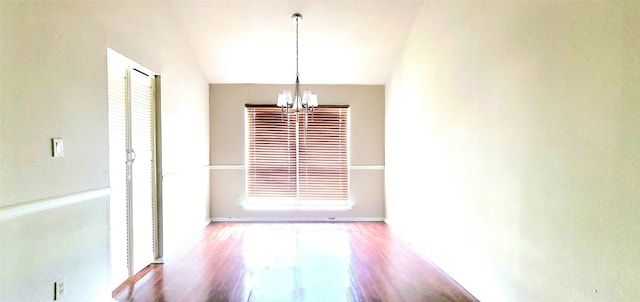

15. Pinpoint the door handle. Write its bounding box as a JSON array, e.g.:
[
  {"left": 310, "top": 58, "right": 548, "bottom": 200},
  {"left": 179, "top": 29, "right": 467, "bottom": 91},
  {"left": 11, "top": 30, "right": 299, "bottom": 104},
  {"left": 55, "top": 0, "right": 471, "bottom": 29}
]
[{"left": 127, "top": 149, "right": 137, "bottom": 163}]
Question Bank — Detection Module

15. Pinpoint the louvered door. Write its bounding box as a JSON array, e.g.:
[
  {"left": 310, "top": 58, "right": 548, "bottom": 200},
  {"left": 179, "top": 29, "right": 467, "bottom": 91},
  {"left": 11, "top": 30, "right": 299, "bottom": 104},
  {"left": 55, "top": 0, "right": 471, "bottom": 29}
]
[
  {"left": 108, "top": 60, "right": 129, "bottom": 286},
  {"left": 129, "top": 69, "right": 156, "bottom": 274},
  {"left": 108, "top": 53, "right": 157, "bottom": 286}
]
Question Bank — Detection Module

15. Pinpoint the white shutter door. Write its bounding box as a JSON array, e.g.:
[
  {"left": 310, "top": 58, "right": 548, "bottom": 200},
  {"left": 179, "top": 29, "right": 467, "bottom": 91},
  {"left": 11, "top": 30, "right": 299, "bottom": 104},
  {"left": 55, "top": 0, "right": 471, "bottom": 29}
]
[
  {"left": 107, "top": 62, "right": 130, "bottom": 285},
  {"left": 130, "top": 70, "right": 156, "bottom": 274}
]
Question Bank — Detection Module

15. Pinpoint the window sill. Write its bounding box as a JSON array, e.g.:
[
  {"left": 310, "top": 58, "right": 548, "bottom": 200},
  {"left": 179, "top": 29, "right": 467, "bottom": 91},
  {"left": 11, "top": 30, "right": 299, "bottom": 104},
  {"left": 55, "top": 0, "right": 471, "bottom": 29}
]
[{"left": 242, "top": 205, "right": 353, "bottom": 211}]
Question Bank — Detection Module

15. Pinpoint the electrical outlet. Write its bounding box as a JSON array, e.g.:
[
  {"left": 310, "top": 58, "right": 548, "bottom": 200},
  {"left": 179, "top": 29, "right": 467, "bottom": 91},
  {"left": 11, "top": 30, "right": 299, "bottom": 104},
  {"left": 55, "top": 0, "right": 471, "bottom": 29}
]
[
  {"left": 235, "top": 195, "right": 242, "bottom": 205},
  {"left": 54, "top": 278, "right": 65, "bottom": 300}
]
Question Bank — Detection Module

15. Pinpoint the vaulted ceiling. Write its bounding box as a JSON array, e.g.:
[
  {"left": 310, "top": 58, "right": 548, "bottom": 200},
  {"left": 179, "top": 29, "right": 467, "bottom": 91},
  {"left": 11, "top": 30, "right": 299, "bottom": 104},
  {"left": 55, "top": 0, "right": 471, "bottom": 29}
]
[{"left": 168, "top": 0, "right": 424, "bottom": 84}]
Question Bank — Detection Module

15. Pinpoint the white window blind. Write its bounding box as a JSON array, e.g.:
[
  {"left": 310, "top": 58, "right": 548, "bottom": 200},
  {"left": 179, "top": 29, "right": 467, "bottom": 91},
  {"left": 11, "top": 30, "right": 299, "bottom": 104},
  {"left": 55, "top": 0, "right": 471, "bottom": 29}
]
[
  {"left": 246, "top": 107, "right": 297, "bottom": 204},
  {"left": 246, "top": 105, "right": 349, "bottom": 206}
]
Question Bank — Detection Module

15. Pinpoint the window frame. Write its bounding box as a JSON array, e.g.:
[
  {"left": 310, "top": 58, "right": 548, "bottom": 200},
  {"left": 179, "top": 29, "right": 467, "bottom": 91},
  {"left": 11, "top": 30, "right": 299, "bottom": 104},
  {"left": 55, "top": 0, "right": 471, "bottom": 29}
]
[{"left": 244, "top": 104, "right": 350, "bottom": 208}]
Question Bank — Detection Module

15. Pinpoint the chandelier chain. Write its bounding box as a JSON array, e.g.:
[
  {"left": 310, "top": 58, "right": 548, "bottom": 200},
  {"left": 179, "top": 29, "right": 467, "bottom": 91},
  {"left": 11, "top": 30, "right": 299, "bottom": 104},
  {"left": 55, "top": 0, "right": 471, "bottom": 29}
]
[
  {"left": 296, "top": 16, "right": 299, "bottom": 78},
  {"left": 277, "top": 13, "right": 317, "bottom": 114}
]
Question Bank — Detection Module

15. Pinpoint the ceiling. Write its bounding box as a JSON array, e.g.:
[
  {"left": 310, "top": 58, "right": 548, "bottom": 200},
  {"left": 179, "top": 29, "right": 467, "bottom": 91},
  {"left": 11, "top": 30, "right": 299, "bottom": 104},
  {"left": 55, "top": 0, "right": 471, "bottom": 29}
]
[{"left": 168, "top": 0, "right": 425, "bottom": 84}]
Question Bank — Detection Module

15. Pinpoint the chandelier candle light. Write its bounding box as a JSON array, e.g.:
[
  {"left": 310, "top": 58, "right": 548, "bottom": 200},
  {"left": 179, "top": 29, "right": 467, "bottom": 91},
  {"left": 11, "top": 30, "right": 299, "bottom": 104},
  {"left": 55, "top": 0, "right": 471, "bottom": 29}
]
[{"left": 277, "top": 13, "right": 318, "bottom": 114}]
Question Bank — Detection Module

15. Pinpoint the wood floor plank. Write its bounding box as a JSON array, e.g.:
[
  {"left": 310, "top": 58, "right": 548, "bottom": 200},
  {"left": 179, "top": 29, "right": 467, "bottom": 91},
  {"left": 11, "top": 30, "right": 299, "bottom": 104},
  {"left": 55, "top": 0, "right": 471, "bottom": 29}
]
[{"left": 113, "top": 222, "right": 477, "bottom": 302}]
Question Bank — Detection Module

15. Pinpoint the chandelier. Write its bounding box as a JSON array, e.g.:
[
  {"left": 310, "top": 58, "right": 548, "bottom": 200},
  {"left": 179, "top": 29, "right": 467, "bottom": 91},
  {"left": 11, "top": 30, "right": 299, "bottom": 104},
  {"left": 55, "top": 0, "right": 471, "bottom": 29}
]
[{"left": 277, "top": 13, "right": 318, "bottom": 114}]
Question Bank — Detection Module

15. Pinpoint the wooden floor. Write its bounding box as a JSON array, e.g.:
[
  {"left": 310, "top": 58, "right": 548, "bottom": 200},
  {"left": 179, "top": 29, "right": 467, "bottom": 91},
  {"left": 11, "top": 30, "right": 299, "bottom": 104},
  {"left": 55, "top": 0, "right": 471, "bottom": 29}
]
[{"left": 113, "top": 222, "right": 477, "bottom": 302}]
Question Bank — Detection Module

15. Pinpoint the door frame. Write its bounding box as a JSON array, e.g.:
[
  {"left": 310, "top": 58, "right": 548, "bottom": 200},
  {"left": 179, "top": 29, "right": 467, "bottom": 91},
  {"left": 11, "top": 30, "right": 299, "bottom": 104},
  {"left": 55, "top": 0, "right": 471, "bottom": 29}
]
[{"left": 107, "top": 48, "right": 164, "bottom": 285}]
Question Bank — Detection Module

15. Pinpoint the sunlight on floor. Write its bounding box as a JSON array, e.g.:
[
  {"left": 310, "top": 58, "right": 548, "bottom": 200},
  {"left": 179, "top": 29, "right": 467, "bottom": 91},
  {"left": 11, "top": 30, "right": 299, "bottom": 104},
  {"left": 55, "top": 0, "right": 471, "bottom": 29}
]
[{"left": 242, "top": 226, "right": 352, "bottom": 301}]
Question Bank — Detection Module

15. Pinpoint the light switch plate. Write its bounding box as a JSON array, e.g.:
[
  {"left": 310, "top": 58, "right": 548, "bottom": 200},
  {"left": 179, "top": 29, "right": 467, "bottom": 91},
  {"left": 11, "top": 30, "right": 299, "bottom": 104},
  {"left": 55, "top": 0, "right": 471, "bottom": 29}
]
[{"left": 52, "top": 138, "right": 64, "bottom": 157}]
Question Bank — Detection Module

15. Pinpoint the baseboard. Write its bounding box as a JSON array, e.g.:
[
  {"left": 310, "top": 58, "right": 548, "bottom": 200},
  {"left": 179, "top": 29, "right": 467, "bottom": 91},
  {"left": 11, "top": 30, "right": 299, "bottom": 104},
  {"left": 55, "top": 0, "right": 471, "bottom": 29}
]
[{"left": 211, "top": 217, "right": 385, "bottom": 222}]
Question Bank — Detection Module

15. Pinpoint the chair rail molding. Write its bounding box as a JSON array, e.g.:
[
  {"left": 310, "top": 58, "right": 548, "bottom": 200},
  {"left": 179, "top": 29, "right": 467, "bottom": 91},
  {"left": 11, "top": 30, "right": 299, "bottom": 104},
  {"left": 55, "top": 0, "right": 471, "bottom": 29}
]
[{"left": 0, "top": 188, "right": 111, "bottom": 222}]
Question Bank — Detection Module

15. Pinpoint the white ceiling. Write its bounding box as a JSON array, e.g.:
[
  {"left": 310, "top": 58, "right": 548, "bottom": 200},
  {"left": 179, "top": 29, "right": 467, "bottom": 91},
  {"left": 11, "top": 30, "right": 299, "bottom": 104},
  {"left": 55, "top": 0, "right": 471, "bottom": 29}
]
[{"left": 168, "top": 0, "right": 424, "bottom": 84}]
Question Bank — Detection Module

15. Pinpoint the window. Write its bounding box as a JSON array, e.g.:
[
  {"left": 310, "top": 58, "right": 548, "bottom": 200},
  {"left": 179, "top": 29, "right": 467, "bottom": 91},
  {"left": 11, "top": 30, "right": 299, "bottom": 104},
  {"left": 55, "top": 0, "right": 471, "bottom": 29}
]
[{"left": 246, "top": 105, "right": 349, "bottom": 207}]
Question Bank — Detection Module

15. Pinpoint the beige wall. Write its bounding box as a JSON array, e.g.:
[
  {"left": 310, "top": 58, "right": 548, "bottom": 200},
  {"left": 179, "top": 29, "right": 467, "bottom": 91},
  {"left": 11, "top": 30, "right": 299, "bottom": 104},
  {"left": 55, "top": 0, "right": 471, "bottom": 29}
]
[
  {"left": 210, "top": 84, "right": 384, "bottom": 220},
  {"left": 386, "top": 1, "right": 640, "bottom": 301},
  {"left": 0, "top": 1, "right": 209, "bottom": 300}
]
